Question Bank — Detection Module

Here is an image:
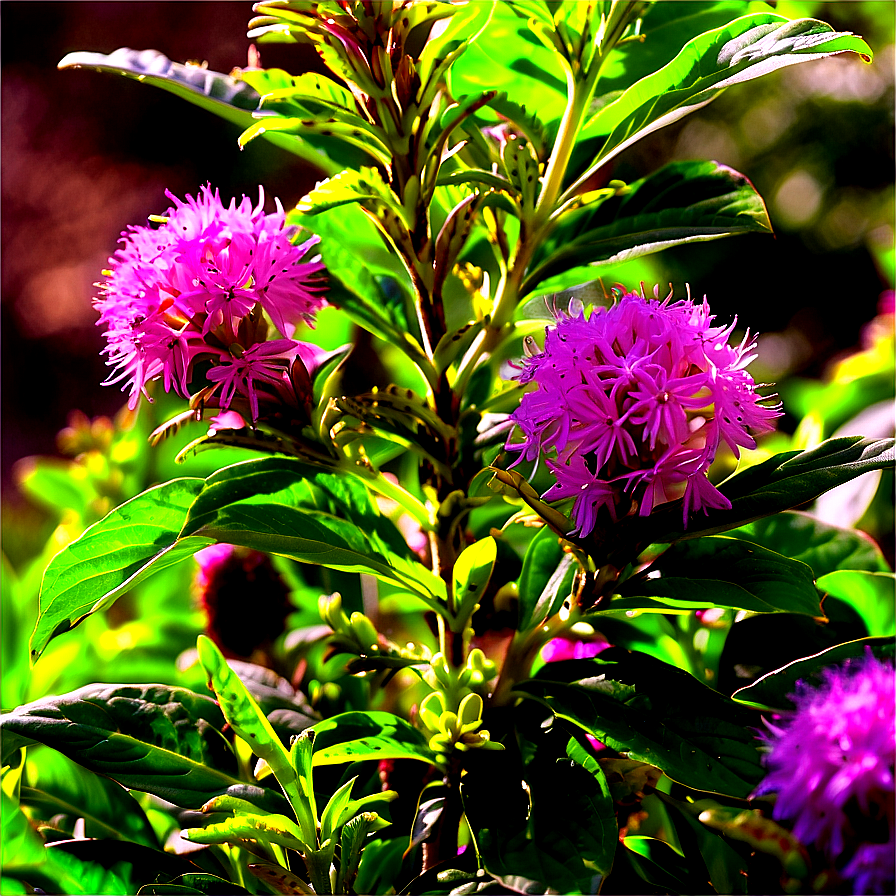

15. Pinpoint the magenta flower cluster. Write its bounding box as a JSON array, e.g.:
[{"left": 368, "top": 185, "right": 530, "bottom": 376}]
[
  {"left": 95, "top": 185, "right": 327, "bottom": 421},
  {"left": 508, "top": 287, "right": 781, "bottom": 535},
  {"left": 757, "top": 653, "right": 895, "bottom": 894}
]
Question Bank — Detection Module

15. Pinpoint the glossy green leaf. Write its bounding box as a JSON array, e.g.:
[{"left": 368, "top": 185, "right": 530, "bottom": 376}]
[
  {"left": 417, "top": 0, "right": 496, "bottom": 106},
  {"left": 523, "top": 160, "right": 771, "bottom": 297},
  {"left": 519, "top": 648, "right": 765, "bottom": 797},
  {"left": 727, "top": 511, "right": 890, "bottom": 578},
  {"left": 58, "top": 49, "right": 340, "bottom": 175},
  {"left": 1, "top": 792, "right": 136, "bottom": 894},
  {"left": 732, "top": 637, "right": 895, "bottom": 711},
  {"left": 518, "top": 527, "right": 577, "bottom": 630},
  {"left": 182, "top": 811, "right": 310, "bottom": 852},
  {"left": 2, "top": 788, "right": 49, "bottom": 870},
  {"left": 602, "top": 438, "right": 896, "bottom": 563},
  {"left": 31, "top": 478, "right": 211, "bottom": 662},
  {"left": 240, "top": 115, "right": 392, "bottom": 167},
  {"left": 310, "top": 711, "right": 439, "bottom": 767},
  {"left": 138, "top": 874, "right": 250, "bottom": 895},
  {"left": 180, "top": 457, "right": 446, "bottom": 608},
  {"left": 197, "top": 636, "right": 304, "bottom": 822},
  {"left": 289, "top": 205, "right": 417, "bottom": 349},
  {"left": 451, "top": 536, "right": 497, "bottom": 628},
  {"left": 613, "top": 536, "right": 822, "bottom": 617},
  {"left": 448, "top": 2, "right": 567, "bottom": 135},
  {"left": 0, "top": 683, "right": 288, "bottom": 811},
  {"left": 574, "top": 14, "right": 872, "bottom": 187},
  {"left": 596, "top": 2, "right": 758, "bottom": 96},
  {"left": 21, "top": 750, "right": 157, "bottom": 847},
  {"left": 463, "top": 756, "right": 616, "bottom": 894},
  {"left": 817, "top": 570, "right": 895, "bottom": 637}
]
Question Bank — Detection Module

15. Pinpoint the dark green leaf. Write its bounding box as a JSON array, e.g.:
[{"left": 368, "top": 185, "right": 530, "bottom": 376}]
[
  {"left": 601, "top": 438, "right": 896, "bottom": 563},
  {"left": 463, "top": 757, "right": 615, "bottom": 894},
  {"left": 139, "top": 876, "right": 250, "bottom": 896},
  {"left": 523, "top": 160, "right": 771, "bottom": 297},
  {"left": 181, "top": 458, "right": 445, "bottom": 608},
  {"left": 518, "top": 527, "right": 576, "bottom": 630},
  {"left": 310, "top": 711, "right": 439, "bottom": 766},
  {"left": 58, "top": 50, "right": 340, "bottom": 175},
  {"left": 518, "top": 647, "right": 765, "bottom": 797},
  {"left": 0, "top": 683, "right": 289, "bottom": 810},
  {"left": 727, "top": 510, "right": 890, "bottom": 578},
  {"left": 21, "top": 750, "right": 157, "bottom": 847},
  {"left": 31, "top": 478, "right": 211, "bottom": 662},
  {"left": 575, "top": 14, "right": 872, "bottom": 185},
  {"left": 733, "top": 637, "right": 896, "bottom": 711},
  {"left": 613, "top": 536, "right": 822, "bottom": 617}
]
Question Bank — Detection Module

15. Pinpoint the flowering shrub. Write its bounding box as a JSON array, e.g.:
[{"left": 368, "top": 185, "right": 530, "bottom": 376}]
[
  {"left": 509, "top": 287, "right": 781, "bottom": 533},
  {"left": 2, "top": 4, "right": 893, "bottom": 896}
]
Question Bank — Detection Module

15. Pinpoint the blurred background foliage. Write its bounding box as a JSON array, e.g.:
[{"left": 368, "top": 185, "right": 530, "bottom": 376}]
[{"left": 1, "top": 1, "right": 893, "bottom": 702}]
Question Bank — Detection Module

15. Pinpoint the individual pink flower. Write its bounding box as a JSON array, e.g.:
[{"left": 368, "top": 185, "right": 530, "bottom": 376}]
[
  {"left": 507, "top": 287, "right": 781, "bottom": 536},
  {"left": 755, "top": 652, "right": 895, "bottom": 894},
  {"left": 94, "top": 185, "right": 327, "bottom": 410},
  {"left": 206, "top": 339, "right": 299, "bottom": 422}
]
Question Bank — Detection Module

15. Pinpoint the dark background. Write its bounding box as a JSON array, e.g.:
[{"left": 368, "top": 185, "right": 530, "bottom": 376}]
[{"left": 2, "top": 1, "right": 893, "bottom": 513}]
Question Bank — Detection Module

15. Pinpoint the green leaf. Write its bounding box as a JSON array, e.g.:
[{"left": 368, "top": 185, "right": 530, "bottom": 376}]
[
  {"left": 319, "top": 776, "right": 357, "bottom": 842},
  {"left": 2, "top": 788, "right": 49, "bottom": 870},
  {"left": 289, "top": 204, "right": 424, "bottom": 369},
  {"left": 517, "top": 527, "right": 576, "bottom": 630},
  {"left": 180, "top": 457, "right": 446, "bottom": 609},
  {"left": 463, "top": 756, "right": 616, "bottom": 894},
  {"left": 596, "top": 2, "right": 758, "bottom": 96},
  {"left": 451, "top": 537, "right": 497, "bottom": 629},
  {"left": 817, "top": 570, "right": 895, "bottom": 637},
  {"left": 612, "top": 536, "right": 822, "bottom": 617},
  {"left": 138, "top": 874, "right": 250, "bottom": 895},
  {"left": 31, "top": 478, "right": 211, "bottom": 663},
  {"left": 603, "top": 438, "right": 896, "bottom": 562},
  {"left": 241, "top": 115, "right": 392, "bottom": 167},
  {"left": 196, "top": 636, "right": 305, "bottom": 826},
  {"left": 310, "top": 711, "right": 439, "bottom": 767},
  {"left": 523, "top": 160, "right": 771, "bottom": 297},
  {"left": 448, "top": 2, "right": 567, "bottom": 135},
  {"left": 417, "top": 0, "right": 497, "bottom": 107},
  {"left": 182, "top": 811, "right": 310, "bottom": 853},
  {"left": 21, "top": 750, "right": 157, "bottom": 847},
  {"left": 727, "top": 511, "right": 890, "bottom": 578},
  {"left": 574, "top": 13, "right": 872, "bottom": 187},
  {"left": 518, "top": 648, "right": 765, "bottom": 797},
  {"left": 0, "top": 683, "right": 287, "bottom": 811},
  {"left": 732, "top": 637, "right": 895, "bottom": 711},
  {"left": 57, "top": 49, "right": 340, "bottom": 175}
]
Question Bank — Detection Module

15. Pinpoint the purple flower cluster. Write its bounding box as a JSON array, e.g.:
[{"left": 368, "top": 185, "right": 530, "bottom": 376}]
[
  {"left": 95, "top": 185, "right": 327, "bottom": 421},
  {"left": 508, "top": 287, "right": 781, "bottom": 535},
  {"left": 758, "top": 653, "right": 895, "bottom": 894}
]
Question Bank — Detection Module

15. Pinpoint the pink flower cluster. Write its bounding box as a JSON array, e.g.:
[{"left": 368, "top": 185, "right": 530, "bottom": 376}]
[
  {"left": 95, "top": 185, "right": 327, "bottom": 421},
  {"left": 508, "top": 287, "right": 781, "bottom": 536},
  {"left": 757, "top": 653, "right": 895, "bottom": 894}
]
